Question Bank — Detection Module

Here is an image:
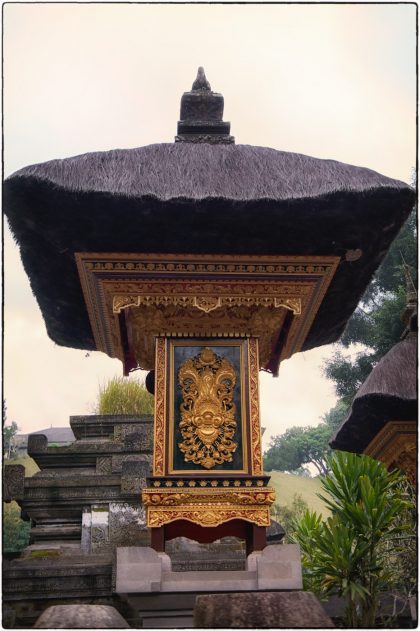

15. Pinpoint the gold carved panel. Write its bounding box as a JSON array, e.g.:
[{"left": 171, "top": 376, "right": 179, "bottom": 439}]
[
  {"left": 177, "top": 348, "right": 238, "bottom": 469},
  {"left": 153, "top": 337, "right": 263, "bottom": 478}
]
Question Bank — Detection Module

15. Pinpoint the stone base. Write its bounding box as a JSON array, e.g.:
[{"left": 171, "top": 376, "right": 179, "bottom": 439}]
[
  {"left": 33, "top": 604, "right": 130, "bottom": 629},
  {"left": 116, "top": 544, "right": 302, "bottom": 593},
  {"left": 194, "top": 591, "right": 334, "bottom": 628}
]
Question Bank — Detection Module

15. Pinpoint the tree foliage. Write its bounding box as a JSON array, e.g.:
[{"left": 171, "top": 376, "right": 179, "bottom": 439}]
[
  {"left": 264, "top": 424, "right": 333, "bottom": 476},
  {"left": 95, "top": 376, "right": 154, "bottom": 415},
  {"left": 271, "top": 493, "right": 309, "bottom": 543},
  {"left": 3, "top": 402, "right": 19, "bottom": 459},
  {"left": 3, "top": 501, "right": 31, "bottom": 553},
  {"left": 292, "top": 452, "right": 415, "bottom": 627},
  {"left": 323, "top": 210, "right": 417, "bottom": 405}
]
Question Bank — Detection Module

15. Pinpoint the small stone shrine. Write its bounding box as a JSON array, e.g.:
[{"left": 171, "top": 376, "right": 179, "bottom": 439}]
[{"left": 4, "top": 68, "right": 415, "bottom": 626}]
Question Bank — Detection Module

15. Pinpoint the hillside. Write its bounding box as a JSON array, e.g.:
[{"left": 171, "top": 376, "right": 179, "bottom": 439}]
[
  {"left": 268, "top": 471, "right": 329, "bottom": 518},
  {"left": 5, "top": 455, "right": 40, "bottom": 477}
]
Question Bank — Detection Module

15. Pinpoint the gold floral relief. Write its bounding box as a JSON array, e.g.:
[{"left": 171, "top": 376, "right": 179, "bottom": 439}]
[{"left": 177, "top": 348, "right": 238, "bottom": 469}]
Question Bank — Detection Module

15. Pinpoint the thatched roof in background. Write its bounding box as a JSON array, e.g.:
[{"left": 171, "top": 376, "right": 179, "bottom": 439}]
[
  {"left": 330, "top": 332, "right": 417, "bottom": 453},
  {"left": 4, "top": 143, "right": 415, "bottom": 354}
]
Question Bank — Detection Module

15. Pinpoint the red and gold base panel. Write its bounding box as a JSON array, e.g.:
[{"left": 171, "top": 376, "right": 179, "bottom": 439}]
[
  {"left": 142, "top": 485, "right": 275, "bottom": 528},
  {"left": 143, "top": 335, "right": 276, "bottom": 530}
]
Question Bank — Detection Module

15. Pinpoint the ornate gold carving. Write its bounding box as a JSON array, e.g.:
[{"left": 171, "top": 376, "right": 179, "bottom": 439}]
[
  {"left": 178, "top": 348, "right": 238, "bottom": 469},
  {"left": 142, "top": 487, "right": 276, "bottom": 507},
  {"left": 113, "top": 293, "right": 301, "bottom": 315},
  {"left": 153, "top": 338, "right": 166, "bottom": 476},
  {"left": 193, "top": 296, "right": 222, "bottom": 313},
  {"left": 80, "top": 254, "right": 336, "bottom": 277},
  {"left": 130, "top": 304, "right": 288, "bottom": 371},
  {"left": 142, "top": 485, "right": 276, "bottom": 527},
  {"left": 147, "top": 507, "right": 270, "bottom": 528},
  {"left": 75, "top": 253, "right": 339, "bottom": 373},
  {"left": 248, "top": 338, "right": 263, "bottom": 475}
]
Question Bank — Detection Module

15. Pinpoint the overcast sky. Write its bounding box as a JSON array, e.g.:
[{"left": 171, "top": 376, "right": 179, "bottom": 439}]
[{"left": 3, "top": 3, "right": 416, "bottom": 449}]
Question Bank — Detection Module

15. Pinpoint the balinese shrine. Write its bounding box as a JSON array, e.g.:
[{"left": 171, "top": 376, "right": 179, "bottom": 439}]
[{"left": 4, "top": 69, "right": 415, "bottom": 626}]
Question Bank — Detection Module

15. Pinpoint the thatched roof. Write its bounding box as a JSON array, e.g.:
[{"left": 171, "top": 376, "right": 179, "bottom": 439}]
[
  {"left": 4, "top": 143, "right": 415, "bottom": 353},
  {"left": 330, "top": 332, "right": 417, "bottom": 452}
]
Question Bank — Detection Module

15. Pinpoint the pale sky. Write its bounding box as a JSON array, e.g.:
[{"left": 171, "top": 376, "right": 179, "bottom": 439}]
[{"left": 3, "top": 3, "right": 416, "bottom": 450}]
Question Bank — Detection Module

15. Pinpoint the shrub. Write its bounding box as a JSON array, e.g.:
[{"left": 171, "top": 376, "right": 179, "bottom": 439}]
[
  {"left": 95, "top": 376, "right": 154, "bottom": 415},
  {"left": 292, "top": 452, "right": 415, "bottom": 627}
]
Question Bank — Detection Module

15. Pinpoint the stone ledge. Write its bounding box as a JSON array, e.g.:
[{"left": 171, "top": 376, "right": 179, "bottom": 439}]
[{"left": 116, "top": 544, "right": 302, "bottom": 594}]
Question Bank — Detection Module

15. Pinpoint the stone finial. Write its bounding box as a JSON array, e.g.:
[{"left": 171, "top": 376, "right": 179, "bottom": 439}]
[
  {"left": 192, "top": 67, "right": 211, "bottom": 91},
  {"left": 176, "top": 68, "right": 234, "bottom": 144}
]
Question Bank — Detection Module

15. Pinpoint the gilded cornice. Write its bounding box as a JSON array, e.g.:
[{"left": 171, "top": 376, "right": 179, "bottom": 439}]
[{"left": 75, "top": 253, "right": 339, "bottom": 373}]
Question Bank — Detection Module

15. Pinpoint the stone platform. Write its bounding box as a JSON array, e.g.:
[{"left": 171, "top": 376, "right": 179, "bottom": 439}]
[{"left": 116, "top": 544, "right": 302, "bottom": 593}]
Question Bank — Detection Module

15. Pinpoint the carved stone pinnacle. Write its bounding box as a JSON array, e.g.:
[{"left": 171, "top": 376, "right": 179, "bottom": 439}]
[{"left": 192, "top": 67, "right": 211, "bottom": 91}]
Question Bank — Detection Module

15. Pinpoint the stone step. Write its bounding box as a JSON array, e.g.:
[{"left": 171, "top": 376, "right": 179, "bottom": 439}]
[
  {"left": 161, "top": 569, "right": 258, "bottom": 591},
  {"left": 30, "top": 525, "right": 81, "bottom": 541},
  {"left": 139, "top": 610, "right": 194, "bottom": 628}
]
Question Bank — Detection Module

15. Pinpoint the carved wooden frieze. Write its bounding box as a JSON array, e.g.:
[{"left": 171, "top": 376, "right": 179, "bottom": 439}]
[
  {"left": 364, "top": 420, "right": 417, "bottom": 485},
  {"left": 75, "top": 253, "right": 339, "bottom": 374}
]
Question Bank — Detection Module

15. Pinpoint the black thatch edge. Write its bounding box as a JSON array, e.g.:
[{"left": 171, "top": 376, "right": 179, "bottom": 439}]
[
  {"left": 329, "top": 394, "right": 417, "bottom": 453},
  {"left": 4, "top": 174, "right": 415, "bottom": 357}
]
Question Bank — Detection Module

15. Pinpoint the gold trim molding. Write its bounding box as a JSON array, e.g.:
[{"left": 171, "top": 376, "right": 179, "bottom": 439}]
[
  {"left": 153, "top": 338, "right": 167, "bottom": 476},
  {"left": 113, "top": 295, "right": 302, "bottom": 315},
  {"left": 142, "top": 486, "right": 275, "bottom": 528},
  {"left": 248, "top": 338, "right": 263, "bottom": 475},
  {"left": 147, "top": 508, "right": 271, "bottom": 528}
]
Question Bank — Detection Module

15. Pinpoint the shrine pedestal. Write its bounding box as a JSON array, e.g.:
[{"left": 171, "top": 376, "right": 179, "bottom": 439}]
[
  {"left": 142, "top": 337, "right": 276, "bottom": 552},
  {"left": 115, "top": 545, "right": 303, "bottom": 594}
]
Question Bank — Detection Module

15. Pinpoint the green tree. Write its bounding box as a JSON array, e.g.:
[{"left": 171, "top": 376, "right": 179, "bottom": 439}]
[
  {"left": 3, "top": 501, "right": 31, "bottom": 553},
  {"left": 95, "top": 376, "right": 154, "bottom": 415},
  {"left": 292, "top": 452, "right": 415, "bottom": 627},
  {"left": 264, "top": 424, "right": 332, "bottom": 475},
  {"left": 271, "top": 493, "right": 309, "bottom": 543},
  {"left": 321, "top": 400, "right": 349, "bottom": 432},
  {"left": 3, "top": 403, "right": 19, "bottom": 459},
  {"left": 323, "top": 210, "right": 417, "bottom": 405}
]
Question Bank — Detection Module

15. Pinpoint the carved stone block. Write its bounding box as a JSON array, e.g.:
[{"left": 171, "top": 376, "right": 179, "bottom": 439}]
[
  {"left": 194, "top": 591, "right": 334, "bottom": 628},
  {"left": 108, "top": 502, "right": 148, "bottom": 549},
  {"left": 111, "top": 454, "right": 150, "bottom": 474},
  {"left": 96, "top": 457, "right": 112, "bottom": 475},
  {"left": 3, "top": 464, "right": 25, "bottom": 501},
  {"left": 91, "top": 506, "right": 109, "bottom": 552},
  {"left": 28, "top": 434, "right": 48, "bottom": 454},
  {"left": 123, "top": 430, "right": 153, "bottom": 451},
  {"left": 121, "top": 461, "right": 150, "bottom": 495}
]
